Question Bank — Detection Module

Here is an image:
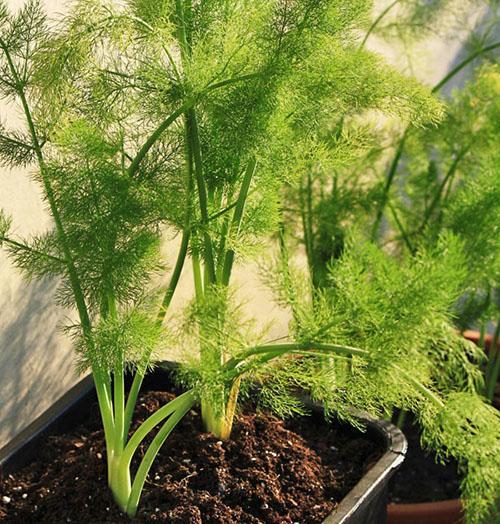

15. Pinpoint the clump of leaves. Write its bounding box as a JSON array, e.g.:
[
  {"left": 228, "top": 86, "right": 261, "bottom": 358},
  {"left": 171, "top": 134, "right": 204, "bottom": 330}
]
[
  {"left": 274, "top": 5, "right": 500, "bottom": 523},
  {"left": 388, "top": 64, "right": 500, "bottom": 401},
  {"left": 158, "top": 0, "right": 444, "bottom": 443},
  {"left": 266, "top": 233, "right": 499, "bottom": 524}
]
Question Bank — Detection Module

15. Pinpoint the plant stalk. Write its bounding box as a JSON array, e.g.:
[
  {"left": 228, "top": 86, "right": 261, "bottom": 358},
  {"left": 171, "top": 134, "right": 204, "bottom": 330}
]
[{"left": 126, "top": 390, "right": 195, "bottom": 517}]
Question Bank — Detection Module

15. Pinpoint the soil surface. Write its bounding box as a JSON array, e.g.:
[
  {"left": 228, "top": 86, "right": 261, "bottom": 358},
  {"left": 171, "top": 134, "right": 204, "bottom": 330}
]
[
  {"left": 0, "top": 391, "right": 382, "bottom": 523},
  {"left": 388, "top": 417, "right": 461, "bottom": 504}
]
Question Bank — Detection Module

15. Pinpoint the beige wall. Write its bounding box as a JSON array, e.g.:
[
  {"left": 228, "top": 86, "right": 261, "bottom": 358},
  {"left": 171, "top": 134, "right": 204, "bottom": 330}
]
[
  {"left": 0, "top": 0, "right": 76, "bottom": 444},
  {"left": 0, "top": 0, "right": 488, "bottom": 448}
]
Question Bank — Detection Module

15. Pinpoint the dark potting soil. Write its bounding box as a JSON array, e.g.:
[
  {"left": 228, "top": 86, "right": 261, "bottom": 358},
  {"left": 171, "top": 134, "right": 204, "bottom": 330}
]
[
  {"left": 0, "top": 391, "right": 383, "bottom": 524},
  {"left": 388, "top": 417, "right": 461, "bottom": 504}
]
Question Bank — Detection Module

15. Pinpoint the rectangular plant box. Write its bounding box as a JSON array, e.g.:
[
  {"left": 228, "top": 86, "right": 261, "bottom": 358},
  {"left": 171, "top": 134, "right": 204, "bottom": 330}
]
[{"left": 0, "top": 366, "right": 406, "bottom": 524}]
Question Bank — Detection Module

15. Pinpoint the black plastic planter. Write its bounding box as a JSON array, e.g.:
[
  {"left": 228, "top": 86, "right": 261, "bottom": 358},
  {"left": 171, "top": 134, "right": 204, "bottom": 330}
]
[
  {"left": 324, "top": 414, "right": 407, "bottom": 524},
  {"left": 0, "top": 365, "right": 407, "bottom": 523}
]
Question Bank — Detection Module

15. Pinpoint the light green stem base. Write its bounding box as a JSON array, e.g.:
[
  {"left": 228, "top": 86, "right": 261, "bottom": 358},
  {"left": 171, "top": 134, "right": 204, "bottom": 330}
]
[{"left": 108, "top": 452, "right": 132, "bottom": 513}]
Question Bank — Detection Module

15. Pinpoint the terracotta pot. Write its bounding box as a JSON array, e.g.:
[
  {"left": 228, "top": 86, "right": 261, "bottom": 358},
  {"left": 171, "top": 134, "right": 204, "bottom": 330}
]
[
  {"left": 462, "top": 329, "right": 499, "bottom": 352},
  {"left": 464, "top": 330, "right": 500, "bottom": 408},
  {"left": 387, "top": 499, "right": 464, "bottom": 524}
]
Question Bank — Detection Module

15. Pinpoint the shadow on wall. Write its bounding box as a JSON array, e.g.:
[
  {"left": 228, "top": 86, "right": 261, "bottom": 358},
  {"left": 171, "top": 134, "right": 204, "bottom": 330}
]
[
  {"left": 439, "top": 5, "right": 500, "bottom": 97},
  {"left": 0, "top": 276, "right": 77, "bottom": 446}
]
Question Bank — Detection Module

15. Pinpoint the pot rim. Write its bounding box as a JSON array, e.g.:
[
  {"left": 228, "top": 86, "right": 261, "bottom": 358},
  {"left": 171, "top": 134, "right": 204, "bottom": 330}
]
[
  {"left": 324, "top": 413, "right": 407, "bottom": 523},
  {"left": 387, "top": 498, "right": 464, "bottom": 524}
]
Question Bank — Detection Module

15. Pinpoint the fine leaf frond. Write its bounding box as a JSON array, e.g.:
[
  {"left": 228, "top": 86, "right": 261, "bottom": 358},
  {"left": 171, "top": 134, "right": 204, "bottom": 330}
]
[
  {"left": 2, "top": 231, "right": 66, "bottom": 280},
  {"left": 0, "top": 209, "right": 12, "bottom": 242},
  {"left": 73, "top": 304, "right": 165, "bottom": 375},
  {"left": 0, "top": 122, "right": 36, "bottom": 167}
]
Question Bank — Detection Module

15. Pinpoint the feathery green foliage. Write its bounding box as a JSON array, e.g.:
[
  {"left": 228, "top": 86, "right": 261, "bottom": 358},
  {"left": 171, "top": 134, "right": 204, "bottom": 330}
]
[
  {"left": 0, "top": 0, "right": 195, "bottom": 517},
  {"left": 270, "top": 233, "right": 499, "bottom": 523},
  {"left": 387, "top": 63, "right": 500, "bottom": 407},
  {"left": 421, "top": 394, "right": 500, "bottom": 522},
  {"left": 157, "top": 0, "right": 445, "bottom": 444},
  {"left": 274, "top": 7, "right": 500, "bottom": 521},
  {"left": 1, "top": 0, "right": 498, "bottom": 521}
]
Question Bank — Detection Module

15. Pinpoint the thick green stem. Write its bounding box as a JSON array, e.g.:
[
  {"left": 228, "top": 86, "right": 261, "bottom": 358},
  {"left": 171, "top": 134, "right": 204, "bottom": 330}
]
[
  {"left": 114, "top": 367, "right": 125, "bottom": 452},
  {"left": 305, "top": 172, "right": 317, "bottom": 290},
  {"left": 122, "top": 374, "right": 141, "bottom": 443},
  {"left": 0, "top": 38, "right": 92, "bottom": 336},
  {"left": 102, "top": 294, "right": 126, "bottom": 456},
  {"left": 175, "top": 0, "right": 192, "bottom": 60},
  {"left": 122, "top": 225, "right": 190, "bottom": 434},
  {"left": 127, "top": 100, "right": 195, "bottom": 178},
  {"left": 192, "top": 252, "right": 204, "bottom": 298},
  {"left": 479, "top": 317, "right": 487, "bottom": 350},
  {"left": 122, "top": 229, "right": 191, "bottom": 439},
  {"left": 225, "top": 342, "right": 369, "bottom": 375},
  {"left": 0, "top": 39, "right": 117, "bottom": 452},
  {"left": 124, "top": 100, "right": 197, "bottom": 438},
  {"left": 201, "top": 396, "right": 226, "bottom": 438},
  {"left": 176, "top": 0, "right": 227, "bottom": 437},
  {"left": 93, "top": 370, "right": 115, "bottom": 454},
  {"left": 388, "top": 201, "right": 415, "bottom": 253},
  {"left": 108, "top": 452, "right": 131, "bottom": 513},
  {"left": 431, "top": 42, "right": 500, "bottom": 94},
  {"left": 176, "top": 0, "right": 216, "bottom": 286},
  {"left": 109, "top": 392, "right": 194, "bottom": 515},
  {"left": 221, "top": 157, "right": 257, "bottom": 286},
  {"left": 186, "top": 109, "right": 217, "bottom": 284},
  {"left": 122, "top": 390, "right": 194, "bottom": 468},
  {"left": 417, "top": 147, "right": 469, "bottom": 234},
  {"left": 393, "top": 364, "right": 445, "bottom": 409},
  {"left": 216, "top": 213, "right": 231, "bottom": 281},
  {"left": 126, "top": 391, "right": 195, "bottom": 517},
  {"left": 158, "top": 229, "right": 191, "bottom": 324},
  {"left": 109, "top": 393, "right": 195, "bottom": 514},
  {"left": 126, "top": 78, "right": 261, "bottom": 181},
  {"left": 486, "top": 351, "right": 500, "bottom": 403},
  {"left": 299, "top": 176, "right": 315, "bottom": 278},
  {"left": 220, "top": 377, "right": 241, "bottom": 440}
]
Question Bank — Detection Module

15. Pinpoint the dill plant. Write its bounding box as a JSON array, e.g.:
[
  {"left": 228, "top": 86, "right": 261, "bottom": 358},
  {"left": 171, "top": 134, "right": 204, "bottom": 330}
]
[
  {"left": 283, "top": 0, "right": 500, "bottom": 289},
  {"left": 0, "top": 1, "right": 498, "bottom": 523},
  {"left": 159, "top": 0, "right": 449, "bottom": 443},
  {"left": 0, "top": 0, "right": 197, "bottom": 517},
  {"left": 277, "top": 9, "right": 500, "bottom": 522},
  {"left": 362, "top": 1, "right": 500, "bottom": 411},
  {"left": 388, "top": 63, "right": 500, "bottom": 402}
]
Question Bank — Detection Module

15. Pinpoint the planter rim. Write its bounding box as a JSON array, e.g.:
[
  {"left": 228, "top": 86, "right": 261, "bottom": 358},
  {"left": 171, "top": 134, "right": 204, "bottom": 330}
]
[
  {"left": 0, "top": 365, "right": 407, "bottom": 524},
  {"left": 463, "top": 329, "right": 499, "bottom": 352},
  {"left": 387, "top": 498, "right": 462, "bottom": 512},
  {"left": 324, "top": 413, "right": 407, "bottom": 523},
  {"left": 0, "top": 373, "right": 95, "bottom": 471}
]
